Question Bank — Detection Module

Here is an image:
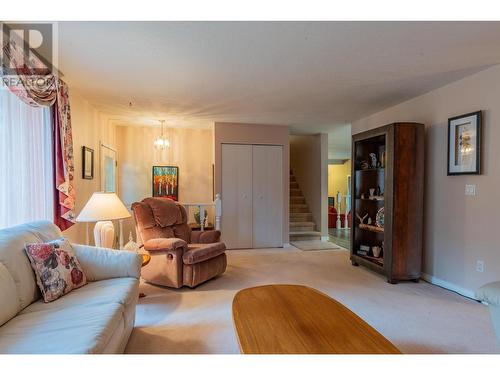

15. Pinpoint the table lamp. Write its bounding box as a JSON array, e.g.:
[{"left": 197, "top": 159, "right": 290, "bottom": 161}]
[{"left": 76, "top": 192, "right": 131, "bottom": 248}]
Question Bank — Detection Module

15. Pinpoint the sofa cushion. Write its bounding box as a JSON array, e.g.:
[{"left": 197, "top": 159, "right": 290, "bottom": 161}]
[
  {"left": 144, "top": 237, "right": 187, "bottom": 252},
  {"left": 21, "top": 277, "right": 138, "bottom": 314},
  {"left": 174, "top": 223, "right": 191, "bottom": 243},
  {"left": 183, "top": 242, "right": 226, "bottom": 265},
  {"left": 0, "top": 277, "right": 138, "bottom": 354},
  {"left": 143, "top": 197, "right": 181, "bottom": 227},
  {"left": 191, "top": 230, "right": 221, "bottom": 244},
  {"left": 0, "top": 262, "right": 20, "bottom": 326},
  {"left": 476, "top": 281, "right": 500, "bottom": 306},
  {"left": 131, "top": 201, "right": 156, "bottom": 229},
  {"left": 25, "top": 239, "right": 87, "bottom": 302},
  {"left": 0, "top": 221, "right": 62, "bottom": 310}
]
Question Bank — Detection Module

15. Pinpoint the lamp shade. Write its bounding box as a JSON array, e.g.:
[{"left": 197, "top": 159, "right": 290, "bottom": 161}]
[{"left": 76, "top": 192, "right": 131, "bottom": 222}]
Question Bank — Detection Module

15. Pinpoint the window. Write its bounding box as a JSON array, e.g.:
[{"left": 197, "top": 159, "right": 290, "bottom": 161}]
[{"left": 0, "top": 89, "right": 53, "bottom": 229}]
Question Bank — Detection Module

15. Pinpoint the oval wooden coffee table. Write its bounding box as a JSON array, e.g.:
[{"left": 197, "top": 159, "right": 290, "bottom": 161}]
[{"left": 232, "top": 284, "right": 400, "bottom": 354}]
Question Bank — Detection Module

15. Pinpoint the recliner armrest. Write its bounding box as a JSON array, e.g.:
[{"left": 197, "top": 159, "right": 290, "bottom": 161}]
[
  {"left": 191, "top": 230, "right": 221, "bottom": 244},
  {"left": 144, "top": 238, "right": 187, "bottom": 252}
]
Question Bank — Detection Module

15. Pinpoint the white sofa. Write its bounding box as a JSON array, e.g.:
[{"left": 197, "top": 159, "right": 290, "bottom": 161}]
[
  {"left": 476, "top": 281, "right": 500, "bottom": 344},
  {"left": 0, "top": 221, "right": 142, "bottom": 354}
]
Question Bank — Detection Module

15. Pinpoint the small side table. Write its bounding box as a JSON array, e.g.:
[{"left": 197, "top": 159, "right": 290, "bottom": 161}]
[{"left": 141, "top": 253, "right": 151, "bottom": 267}]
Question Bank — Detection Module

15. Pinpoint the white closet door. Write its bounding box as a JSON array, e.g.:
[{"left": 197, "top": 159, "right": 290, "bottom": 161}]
[
  {"left": 221, "top": 144, "right": 253, "bottom": 249},
  {"left": 252, "top": 145, "right": 283, "bottom": 248}
]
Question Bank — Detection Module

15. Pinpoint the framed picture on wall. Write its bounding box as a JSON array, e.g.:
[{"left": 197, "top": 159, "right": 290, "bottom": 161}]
[
  {"left": 82, "top": 146, "right": 94, "bottom": 179},
  {"left": 447, "top": 111, "right": 482, "bottom": 175},
  {"left": 152, "top": 166, "right": 179, "bottom": 200}
]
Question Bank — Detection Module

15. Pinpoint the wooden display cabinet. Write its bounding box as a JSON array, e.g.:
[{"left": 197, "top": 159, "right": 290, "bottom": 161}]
[{"left": 350, "top": 123, "right": 424, "bottom": 283}]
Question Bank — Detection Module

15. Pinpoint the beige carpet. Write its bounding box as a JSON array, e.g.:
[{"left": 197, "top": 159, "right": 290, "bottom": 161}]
[
  {"left": 125, "top": 247, "right": 500, "bottom": 354},
  {"left": 290, "top": 240, "right": 340, "bottom": 251}
]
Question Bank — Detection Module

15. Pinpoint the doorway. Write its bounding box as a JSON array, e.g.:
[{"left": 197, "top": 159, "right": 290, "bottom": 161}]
[{"left": 328, "top": 159, "right": 351, "bottom": 249}]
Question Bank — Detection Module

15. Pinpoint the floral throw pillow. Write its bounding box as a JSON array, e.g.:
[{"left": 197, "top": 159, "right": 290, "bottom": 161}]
[{"left": 25, "top": 238, "right": 87, "bottom": 302}]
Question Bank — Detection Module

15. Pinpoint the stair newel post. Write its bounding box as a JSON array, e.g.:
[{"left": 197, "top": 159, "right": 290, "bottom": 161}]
[
  {"left": 336, "top": 191, "right": 342, "bottom": 229},
  {"left": 199, "top": 205, "right": 205, "bottom": 232},
  {"left": 215, "top": 193, "right": 222, "bottom": 231},
  {"left": 344, "top": 194, "right": 350, "bottom": 229}
]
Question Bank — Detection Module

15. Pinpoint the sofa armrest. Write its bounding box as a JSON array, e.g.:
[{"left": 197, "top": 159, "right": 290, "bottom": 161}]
[
  {"left": 73, "top": 244, "right": 142, "bottom": 282},
  {"left": 144, "top": 238, "right": 187, "bottom": 252},
  {"left": 476, "top": 281, "right": 500, "bottom": 306},
  {"left": 191, "top": 230, "right": 221, "bottom": 244}
]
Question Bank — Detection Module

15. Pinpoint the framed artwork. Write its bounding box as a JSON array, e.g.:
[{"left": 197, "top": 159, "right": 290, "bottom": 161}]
[
  {"left": 152, "top": 166, "right": 179, "bottom": 200},
  {"left": 447, "top": 111, "right": 482, "bottom": 175},
  {"left": 82, "top": 146, "right": 94, "bottom": 180}
]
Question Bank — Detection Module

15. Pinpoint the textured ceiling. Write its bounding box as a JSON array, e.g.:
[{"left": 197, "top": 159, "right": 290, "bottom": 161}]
[{"left": 58, "top": 21, "right": 500, "bottom": 158}]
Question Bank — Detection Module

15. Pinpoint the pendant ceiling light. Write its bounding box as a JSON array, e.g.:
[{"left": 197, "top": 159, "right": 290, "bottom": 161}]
[{"left": 154, "top": 120, "right": 170, "bottom": 150}]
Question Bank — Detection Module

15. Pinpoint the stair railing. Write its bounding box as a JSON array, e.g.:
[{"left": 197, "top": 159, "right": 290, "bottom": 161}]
[
  {"left": 182, "top": 193, "right": 222, "bottom": 232},
  {"left": 336, "top": 192, "right": 351, "bottom": 230}
]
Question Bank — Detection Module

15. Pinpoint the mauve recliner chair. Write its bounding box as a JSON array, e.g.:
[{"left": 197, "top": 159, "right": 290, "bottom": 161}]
[{"left": 132, "top": 197, "right": 227, "bottom": 288}]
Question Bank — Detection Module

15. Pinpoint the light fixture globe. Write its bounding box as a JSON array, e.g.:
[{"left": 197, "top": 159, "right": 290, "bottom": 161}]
[{"left": 154, "top": 120, "right": 170, "bottom": 150}]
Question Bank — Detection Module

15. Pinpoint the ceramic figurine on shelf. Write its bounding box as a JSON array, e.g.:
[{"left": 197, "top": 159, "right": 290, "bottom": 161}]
[
  {"left": 367, "top": 217, "right": 373, "bottom": 225},
  {"left": 356, "top": 213, "right": 368, "bottom": 224},
  {"left": 376, "top": 185, "right": 382, "bottom": 196},
  {"left": 372, "top": 246, "right": 382, "bottom": 258},
  {"left": 369, "top": 188, "right": 375, "bottom": 198},
  {"left": 360, "top": 160, "right": 369, "bottom": 170},
  {"left": 369, "top": 153, "right": 377, "bottom": 169}
]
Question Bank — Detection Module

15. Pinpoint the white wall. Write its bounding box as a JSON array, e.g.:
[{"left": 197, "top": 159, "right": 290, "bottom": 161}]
[
  {"left": 290, "top": 134, "right": 329, "bottom": 237},
  {"left": 352, "top": 64, "right": 500, "bottom": 297},
  {"left": 116, "top": 125, "right": 214, "bottom": 241}
]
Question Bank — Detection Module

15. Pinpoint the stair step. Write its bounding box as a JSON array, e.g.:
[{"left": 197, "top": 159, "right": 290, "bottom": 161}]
[
  {"left": 290, "top": 221, "right": 315, "bottom": 231},
  {"left": 290, "top": 221, "right": 316, "bottom": 227},
  {"left": 290, "top": 213, "right": 313, "bottom": 221},
  {"left": 290, "top": 188, "right": 302, "bottom": 196},
  {"left": 290, "top": 196, "right": 305, "bottom": 203},
  {"left": 290, "top": 230, "right": 321, "bottom": 236},
  {"left": 290, "top": 205, "right": 309, "bottom": 213},
  {"left": 290, "top": 231, "right": 322, "bottom": 241}
]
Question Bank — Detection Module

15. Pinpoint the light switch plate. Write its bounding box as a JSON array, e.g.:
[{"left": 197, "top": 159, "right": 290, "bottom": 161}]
[
  {"left": 476, "top": 260, "right": 484, "bottom": 273},
  {"left": 465, "top": 184, "right": 476, "bottom": 196}
]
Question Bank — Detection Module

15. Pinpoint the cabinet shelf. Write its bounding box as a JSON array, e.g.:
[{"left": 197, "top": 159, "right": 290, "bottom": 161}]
[
  {"left": 360, "top": 255, "right": 384, "bottom": 267},
  {"left": 355, "top": 168, "right": 385, "bottom": 173},
  {"left": 359, "top": 224, "right": 384, "bottom": 233},
  {"left": 352, "top": 254, "right": 384, "bottom": 270}
]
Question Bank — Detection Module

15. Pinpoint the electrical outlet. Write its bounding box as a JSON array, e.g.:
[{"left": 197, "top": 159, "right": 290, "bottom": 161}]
[
  {"left": 465, "top": 184, "right": 477, "bottom": 196},
  {"left": 476, "top": 260, "right": 485, "bottom": 273}
]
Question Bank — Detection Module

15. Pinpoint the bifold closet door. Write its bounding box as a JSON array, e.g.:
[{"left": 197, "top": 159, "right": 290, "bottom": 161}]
[
  {"left": 221, "top": 144, "right": 253, "bottom": 249},
  {"left": 252, "top": 145, "right": 283, "bottom": 248}
]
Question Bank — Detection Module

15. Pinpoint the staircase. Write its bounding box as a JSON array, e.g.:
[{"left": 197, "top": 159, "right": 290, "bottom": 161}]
[{"left": 289, "top": 171, "right": 321, "bottom": 241}]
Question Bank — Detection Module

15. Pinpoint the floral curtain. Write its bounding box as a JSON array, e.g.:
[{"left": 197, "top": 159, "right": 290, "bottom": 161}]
[{"left": 2, "top": 33, "right": 76, "bottom": 230}]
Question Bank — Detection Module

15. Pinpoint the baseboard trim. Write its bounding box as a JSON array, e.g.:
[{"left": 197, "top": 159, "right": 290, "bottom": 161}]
[{"left": 421, "top": 273, "right": 476, "bottom": 300}]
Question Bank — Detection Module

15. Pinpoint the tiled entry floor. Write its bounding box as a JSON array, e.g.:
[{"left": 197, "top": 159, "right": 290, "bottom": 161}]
[{"left": 328, "top": 228, "right": 350, "bottom": 250}]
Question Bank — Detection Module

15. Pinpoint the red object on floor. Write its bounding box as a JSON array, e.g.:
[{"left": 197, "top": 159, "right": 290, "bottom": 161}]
[{"left": 328, "top": 206, "right": 351, "bottom": 228}]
